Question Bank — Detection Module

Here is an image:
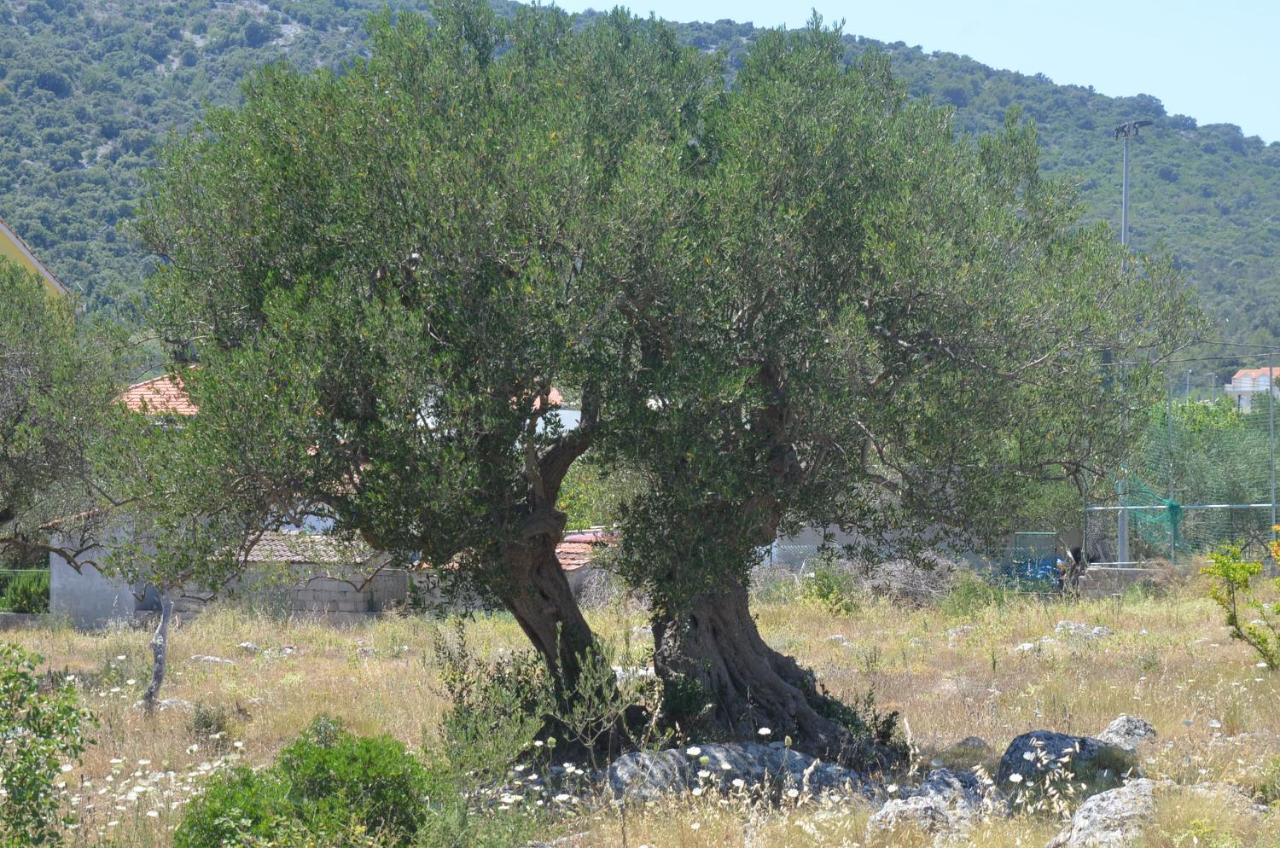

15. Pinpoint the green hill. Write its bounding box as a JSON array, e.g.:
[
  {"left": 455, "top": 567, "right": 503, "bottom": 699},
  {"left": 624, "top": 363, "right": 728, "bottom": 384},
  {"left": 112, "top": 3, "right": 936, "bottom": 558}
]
[{"left": 2, "top": 1, "right": 1277, "bottom": 350}]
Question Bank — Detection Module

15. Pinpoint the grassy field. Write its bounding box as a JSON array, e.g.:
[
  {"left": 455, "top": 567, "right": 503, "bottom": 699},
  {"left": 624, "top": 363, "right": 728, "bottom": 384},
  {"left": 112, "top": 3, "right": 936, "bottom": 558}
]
[{"left": 8, "top": 574, "right": 1280, "bottom": 846}]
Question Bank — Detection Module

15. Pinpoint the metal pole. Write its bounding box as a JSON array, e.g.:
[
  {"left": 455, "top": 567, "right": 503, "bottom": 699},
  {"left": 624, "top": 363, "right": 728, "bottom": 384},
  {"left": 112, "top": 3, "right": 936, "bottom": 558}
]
[
  {"left": 1269, "top": 353, "right": 1276, "bottom": 548},
  {"left": 1120, "top": 133, "right": 1130, "bottom": 249}
]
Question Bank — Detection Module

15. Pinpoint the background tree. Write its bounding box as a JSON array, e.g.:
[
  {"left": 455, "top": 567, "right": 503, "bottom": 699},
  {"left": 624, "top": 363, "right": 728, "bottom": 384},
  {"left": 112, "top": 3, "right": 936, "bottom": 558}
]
[
  {"left": 0, "top": 259, "right": 122, "bottom": 569},
  {"left": 600, "top": 22, "right": 1199, "bottom": 763},
  {"left": 137, "top": 2, "right": 715, "bottom": 707}
]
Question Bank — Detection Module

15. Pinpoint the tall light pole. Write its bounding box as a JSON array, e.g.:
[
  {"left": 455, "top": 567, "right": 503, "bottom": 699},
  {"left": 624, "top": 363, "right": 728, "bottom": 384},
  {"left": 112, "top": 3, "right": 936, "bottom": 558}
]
[
  {"left": 1113, "top": 119, "right": 1151, "bottom": 566},
  {"left": 1115, "top": 120, "right": 1151, "bottom": 252}
]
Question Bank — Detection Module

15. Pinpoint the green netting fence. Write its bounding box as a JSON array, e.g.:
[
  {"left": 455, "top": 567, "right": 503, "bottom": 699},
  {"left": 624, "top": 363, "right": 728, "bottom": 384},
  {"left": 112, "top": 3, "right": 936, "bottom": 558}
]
[{"left": 1085, "top": 372, "right": 1278, "bottom": 566}]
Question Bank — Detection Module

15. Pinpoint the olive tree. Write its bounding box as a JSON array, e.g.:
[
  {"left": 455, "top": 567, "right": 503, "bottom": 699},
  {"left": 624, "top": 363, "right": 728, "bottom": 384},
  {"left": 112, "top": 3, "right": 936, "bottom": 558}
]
[
  {"left": 0, "top": 259, "right": 122, "bottom": 569},
  {"left": 138, "top": 2, "right": 713, "bottom": 704},
  {"left": 600, "top": 23, "right": 1199, "bottom": 762}
]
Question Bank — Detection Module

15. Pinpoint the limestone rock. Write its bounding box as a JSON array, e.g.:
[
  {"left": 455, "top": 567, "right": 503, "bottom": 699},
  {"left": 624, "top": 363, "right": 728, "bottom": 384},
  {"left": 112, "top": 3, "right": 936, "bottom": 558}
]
[
  {"left": 998, "top": 731, "right": 1137, "bottom": 800},
  {"left": 1045, "top": 778, "right": 1156, "bottom": 848},
  {"left": 866, "top": 768, "right": 1003, "bottom": 845},
  {"left": 606, "top": 742, "right": 867, "bottom": 801},
  {"left": 1095, "top": 716, "right": 1156, "bottom": 752}
]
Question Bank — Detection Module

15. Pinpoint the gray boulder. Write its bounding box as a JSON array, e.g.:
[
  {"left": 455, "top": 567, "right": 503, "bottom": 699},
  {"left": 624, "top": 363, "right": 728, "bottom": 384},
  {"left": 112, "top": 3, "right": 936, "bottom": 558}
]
[
  {"left": 1046, "top": 779, "right": 1260, "bottom": 848},
  {"left": 866, "top": 768, "right": 1004, "bottom": 844},
  {"left": 1045, "top": 779, "right": 1156, "bottom": 848},
  {"left": 606, "top": 742, "right": 868, "bottom": 801},
  {"left": 998, "top": 731, "right": 1137, "bottom": 800},
  {"left": 1095, "top": 716, "right": 1157, "bottom": 752}
]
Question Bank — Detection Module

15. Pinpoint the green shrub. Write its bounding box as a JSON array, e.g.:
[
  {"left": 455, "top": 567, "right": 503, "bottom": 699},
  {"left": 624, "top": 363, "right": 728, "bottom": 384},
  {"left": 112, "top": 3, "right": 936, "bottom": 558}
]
[
  {"left": 277, "top": 719, "right": 431, "bottom": 841},
  {"left": 0, "top": 643, "right": 94, "bottom": 846},
  {"left": 176, "top": 716, "right": 535, "bottom": 848},
  {"left": 940, "top": 569, "right": 1007, "bottom": 618},
  {"left": 800, "top": 560, "right": 860, "bottom": 615},
  {"left": 1201, "top": 544, "right": 1280, "bottom": 670},
  {"left": 176, "top": 718, "right": 431, "bottom": 848},
  {"left": 0, "top": 569, "right": 49, "bottom": 613},
  {"left": 172, "top": 767, "right": 294, "bottom": 848}
]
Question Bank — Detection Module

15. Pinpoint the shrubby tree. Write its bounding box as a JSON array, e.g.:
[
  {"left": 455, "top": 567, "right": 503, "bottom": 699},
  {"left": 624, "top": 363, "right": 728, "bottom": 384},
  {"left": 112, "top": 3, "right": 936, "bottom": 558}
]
[{"left": 0, "top": 259, "right": 121, "bottom": 569}]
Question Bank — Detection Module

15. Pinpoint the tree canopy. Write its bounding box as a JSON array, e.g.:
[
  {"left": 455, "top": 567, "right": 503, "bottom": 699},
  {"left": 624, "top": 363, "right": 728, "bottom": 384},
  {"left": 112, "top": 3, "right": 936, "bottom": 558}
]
[{"left": 136, "top": 2, "right": 1197, "bottom": 763}]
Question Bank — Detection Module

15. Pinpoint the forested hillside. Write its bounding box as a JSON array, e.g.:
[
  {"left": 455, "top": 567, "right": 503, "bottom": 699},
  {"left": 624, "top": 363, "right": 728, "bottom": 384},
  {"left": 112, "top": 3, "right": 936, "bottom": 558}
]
[{"left": 2, "top": 0, "right": 1278, "bottom": 348}]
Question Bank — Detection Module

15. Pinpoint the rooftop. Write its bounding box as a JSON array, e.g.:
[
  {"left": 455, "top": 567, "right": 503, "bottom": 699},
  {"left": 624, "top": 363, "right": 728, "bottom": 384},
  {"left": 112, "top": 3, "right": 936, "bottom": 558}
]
[
  {"left": 119, "top": 374, "right": 198, "bottom": 416},
  {"left": 0, "top": 217, "right": 69, "bottom": 297}
]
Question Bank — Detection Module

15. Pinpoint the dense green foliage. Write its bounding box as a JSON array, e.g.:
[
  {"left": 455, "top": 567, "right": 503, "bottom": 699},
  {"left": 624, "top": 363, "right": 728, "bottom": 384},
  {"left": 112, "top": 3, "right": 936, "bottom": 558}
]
[
  {"left": 0, "top": 643, "right": 93, "bottom": 846},
  {"left": 0, "top": 569, "right": 50, "bottom": 613},
  {"left": 0, "top": 259, "right": 123, "bottom": 566},
  {"left": 0, "top": 0, "right": 1274, "bottom": 352},
  {"left": 175, "top": 716, "right": 533, "bottom": 848}
]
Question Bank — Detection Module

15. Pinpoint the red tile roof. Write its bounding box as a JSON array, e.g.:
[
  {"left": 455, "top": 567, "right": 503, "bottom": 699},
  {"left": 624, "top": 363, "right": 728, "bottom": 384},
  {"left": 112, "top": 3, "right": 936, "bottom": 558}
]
[
  {"left": 243, "top": 531, "right": 379, "bottom": 565},
  {"left": 119, "top": 374, "right": 198, "bottom": 416},
  {"left": 558, "top": 529, "right": 616, "bottom": 571},
  {"left": 1231, "top": 368, "right": 1275, "bottom": 382}
]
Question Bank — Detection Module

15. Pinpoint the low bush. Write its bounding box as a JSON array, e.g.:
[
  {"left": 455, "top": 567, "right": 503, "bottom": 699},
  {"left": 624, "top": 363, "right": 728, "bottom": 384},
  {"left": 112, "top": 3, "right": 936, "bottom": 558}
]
[
  {"left": 0, "top": 643, "right": 94, "bottom": 846},
  {"left": 176, "top": 715, "right": 536, "bottom": 848},
  {"left": 940, "top": 569, "right": 1008, "bottom": 618},
  {"left": 0, "top": 569, "right": 49, "bottom": 613},
  {"left": 800, "top": 560, "right": 861, "bottom": 615},
  {"left": 1200, "top": 543, "right": 1280, "bottom": 670},
  {"left": 176, "top": 717, "right": 432, "bottom": 847}
]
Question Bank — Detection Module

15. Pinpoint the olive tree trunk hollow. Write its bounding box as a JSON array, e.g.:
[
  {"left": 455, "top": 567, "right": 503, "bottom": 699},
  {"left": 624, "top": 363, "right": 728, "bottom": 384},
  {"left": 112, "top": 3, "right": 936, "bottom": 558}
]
[{"left": 652, "top": 576, "right": 903, "bottom": 771}]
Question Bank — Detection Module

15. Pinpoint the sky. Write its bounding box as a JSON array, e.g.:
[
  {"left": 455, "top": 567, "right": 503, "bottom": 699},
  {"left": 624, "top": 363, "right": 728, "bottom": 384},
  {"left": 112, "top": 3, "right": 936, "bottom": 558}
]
[{"left": 551, "top": 0, "right": 1279, "bottom": 143}]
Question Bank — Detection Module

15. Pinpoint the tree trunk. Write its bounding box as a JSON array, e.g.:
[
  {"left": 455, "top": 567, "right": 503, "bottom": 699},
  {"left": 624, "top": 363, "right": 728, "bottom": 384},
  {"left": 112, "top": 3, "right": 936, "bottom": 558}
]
[
  {"left": 495, "top": 533, "right": 597, "bottom": 698},
  {"left": 652, "top": 576, "right": 903, "bottom": 771},
  {"left": 142, "top": 593, "right": 174, "bottom": 716}
]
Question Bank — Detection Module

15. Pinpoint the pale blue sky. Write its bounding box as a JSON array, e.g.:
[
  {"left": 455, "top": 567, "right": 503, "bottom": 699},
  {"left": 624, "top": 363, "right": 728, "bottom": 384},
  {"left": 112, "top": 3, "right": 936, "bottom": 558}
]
[{"left": 553, "top": 0, "right": 1279, "bottom": 143}]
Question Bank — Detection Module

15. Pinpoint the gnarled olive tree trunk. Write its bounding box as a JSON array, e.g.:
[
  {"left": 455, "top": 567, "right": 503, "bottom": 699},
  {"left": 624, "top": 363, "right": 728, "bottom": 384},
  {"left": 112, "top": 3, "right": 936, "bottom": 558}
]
[{"left": 652, "top": 575, "right": 902, "bottom": 770}]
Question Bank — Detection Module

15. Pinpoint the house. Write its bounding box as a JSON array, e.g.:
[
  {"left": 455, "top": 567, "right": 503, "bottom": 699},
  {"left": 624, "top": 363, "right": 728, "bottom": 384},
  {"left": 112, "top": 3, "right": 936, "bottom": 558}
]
[
  {"left": 0, "top": 217, "right": 69, "bottom": 296},
  {"left": 52, "top": 375, "right": 609, "bottom": 627},
  {"left": 1224, "top": 367, "right": 1277, "bottom": 413}
]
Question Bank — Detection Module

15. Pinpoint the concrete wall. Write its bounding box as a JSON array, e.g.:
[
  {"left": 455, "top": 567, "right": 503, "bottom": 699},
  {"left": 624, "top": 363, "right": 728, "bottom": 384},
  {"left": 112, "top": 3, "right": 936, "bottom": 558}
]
[{"left": 49, "top": 526, "right": 142, "bottom": 629}]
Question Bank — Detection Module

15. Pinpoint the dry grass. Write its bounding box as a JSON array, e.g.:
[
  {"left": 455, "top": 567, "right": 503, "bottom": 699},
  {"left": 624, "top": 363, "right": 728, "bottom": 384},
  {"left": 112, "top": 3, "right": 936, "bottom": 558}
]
[{"left": 8, "top": 574, "right": 1280, "bottom": 846}]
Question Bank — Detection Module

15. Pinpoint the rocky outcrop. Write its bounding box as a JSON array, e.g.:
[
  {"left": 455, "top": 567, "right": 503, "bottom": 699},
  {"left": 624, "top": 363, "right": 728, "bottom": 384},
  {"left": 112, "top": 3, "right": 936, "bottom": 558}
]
[
  {"left": 1045, "top": 778, "right": 1157, "bottom": 848},
  {"left": 606, "top": 742, "right": 869, "bottom": 801}
]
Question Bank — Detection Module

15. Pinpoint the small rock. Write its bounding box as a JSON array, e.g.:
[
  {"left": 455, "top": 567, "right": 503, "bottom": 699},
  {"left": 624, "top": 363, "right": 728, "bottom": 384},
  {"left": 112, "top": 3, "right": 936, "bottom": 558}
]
[
  {"left": 189, "top": 655, "right": 236, "bottom": 666},
  {"left": 826, "top": 634, "right": 850, "bottom": 645},
  {"left": 866, "top": 768, "right": 1003, "bottom": 844},
  {"left": 866, "top": 795, "right": 952, "bottom": 840},
  {"left": 356, "top": 646, "right": 376, "bottom": 658},
  {"left": 237, "top": 641, "right": 260, "bottom": 655},
  {"left": 132, "top": 697, "right": 194, "bottom": 712},
  {"left": 1096, "top": 716, "right": 1157, "bottom": 752},
  {"left": 946, "top": 625, "right": 976, "bottom": 646},
  {"left": 1055, "top": 620, "right": 1112, "bottom": 640},
  {"left": 1014, "top": 637, "right": 1058, "bottom": 653},
  {"left": 1046, "top": 779, "right": 1260, "bottom": 848}
]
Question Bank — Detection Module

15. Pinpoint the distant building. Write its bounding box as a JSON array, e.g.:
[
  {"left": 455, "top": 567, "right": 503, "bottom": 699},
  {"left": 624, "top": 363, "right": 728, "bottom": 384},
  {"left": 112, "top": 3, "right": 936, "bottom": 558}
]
[
  {"left": 0, "top": 217, "right": 69, "bottom": 296},
  {"left": 52, "top": 376, "right": 607, "bottom": 627},
  {"left": 1224, "top": 367, "right": 1277, "bottom": 413}
]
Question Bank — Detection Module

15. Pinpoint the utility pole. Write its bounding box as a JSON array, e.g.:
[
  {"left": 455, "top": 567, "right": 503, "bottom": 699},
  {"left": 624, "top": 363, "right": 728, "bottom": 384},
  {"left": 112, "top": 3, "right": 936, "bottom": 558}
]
[{"left": 1112, "top": 119, "right": 1151, "bottom": 567}]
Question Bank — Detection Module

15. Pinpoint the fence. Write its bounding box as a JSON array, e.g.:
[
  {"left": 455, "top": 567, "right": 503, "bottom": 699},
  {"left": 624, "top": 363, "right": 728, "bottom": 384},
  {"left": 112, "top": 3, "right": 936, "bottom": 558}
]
[{"left": 1085, "top": 349, "right": 1280, "bottom": 570}]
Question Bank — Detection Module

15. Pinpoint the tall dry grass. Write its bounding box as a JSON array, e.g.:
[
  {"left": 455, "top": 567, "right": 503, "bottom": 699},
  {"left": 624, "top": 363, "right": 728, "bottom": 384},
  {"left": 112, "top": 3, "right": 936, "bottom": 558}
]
[{"left": 7, "top": 573, "right": 1280, "bottom": 846}]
